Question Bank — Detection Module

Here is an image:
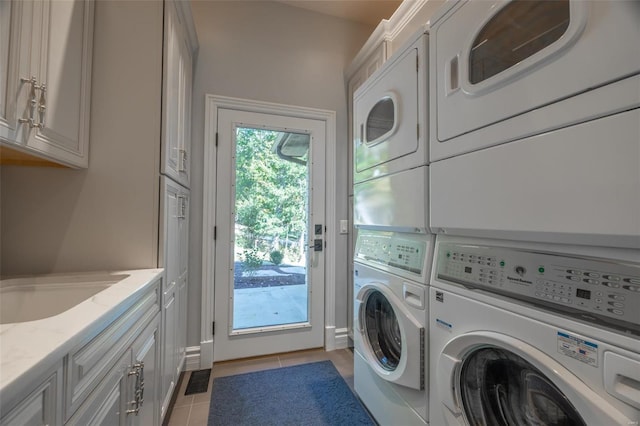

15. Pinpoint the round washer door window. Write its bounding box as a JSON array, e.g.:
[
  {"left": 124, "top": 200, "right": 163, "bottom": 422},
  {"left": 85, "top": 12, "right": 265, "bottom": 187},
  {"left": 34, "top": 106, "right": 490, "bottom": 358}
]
[
  {"left": 363, "top": 290, "right": 401, "bottom": 371},
  {"left": 459, "top": 347, "right": 586, "bottom": 426}
]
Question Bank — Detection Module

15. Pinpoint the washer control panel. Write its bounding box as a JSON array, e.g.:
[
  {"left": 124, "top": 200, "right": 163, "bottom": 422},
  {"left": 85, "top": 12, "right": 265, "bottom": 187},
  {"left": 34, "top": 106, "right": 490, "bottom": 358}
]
[
  {"left": 436, "top": 243, "right": 640, "bottom": 331},
  {"left": 355, "top": 230, "right": 429, "bottom": 277}
]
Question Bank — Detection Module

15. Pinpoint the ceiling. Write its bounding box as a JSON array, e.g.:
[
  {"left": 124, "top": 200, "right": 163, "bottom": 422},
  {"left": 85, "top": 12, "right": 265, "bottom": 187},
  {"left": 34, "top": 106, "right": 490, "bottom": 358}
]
[{"left": 276, "top": 0, "right": 403, "bottom": 27}]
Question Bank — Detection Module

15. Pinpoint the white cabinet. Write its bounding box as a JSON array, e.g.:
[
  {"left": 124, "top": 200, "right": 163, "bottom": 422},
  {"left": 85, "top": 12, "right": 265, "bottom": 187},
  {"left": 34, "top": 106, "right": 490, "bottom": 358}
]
[
  {"left": 159, "top": 176, "right": 190, "bottom": 421},
  {"left": 162, "top": 0, "right": 195, "bottom": 188},
  {"left": 67, "top": 314, "right": 161, "bottom": 426},
  {"left": 0, "top": 277, "right": 161, "bottom": 426},
  {"left": 160, "top": 281, "right": 177, "bottom": 419},
  {"left": 159, "top": 0, "right": 196, "bottom": 418},
  {"left": 0, "top": 0, "right": 94, "bottom": 168},
  {"left": 0, "top": 365, "right": 63, "bottom": 426}
]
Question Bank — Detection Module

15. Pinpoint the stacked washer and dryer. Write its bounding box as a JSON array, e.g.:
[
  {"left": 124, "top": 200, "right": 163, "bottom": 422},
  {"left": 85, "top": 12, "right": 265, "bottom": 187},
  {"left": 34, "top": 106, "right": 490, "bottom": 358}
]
[
  {"left": 427, "top": 1, "right": 640, "bottom": 425},
  {"left": 352, "top": 27, "right": 434, "bottom": 426}
]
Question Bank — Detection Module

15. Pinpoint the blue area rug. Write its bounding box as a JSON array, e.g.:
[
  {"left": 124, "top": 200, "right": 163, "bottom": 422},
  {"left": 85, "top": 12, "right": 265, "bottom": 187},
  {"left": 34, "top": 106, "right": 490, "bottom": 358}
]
[{"left": 208, "top": 360, "right": 374, "bottom": 425}]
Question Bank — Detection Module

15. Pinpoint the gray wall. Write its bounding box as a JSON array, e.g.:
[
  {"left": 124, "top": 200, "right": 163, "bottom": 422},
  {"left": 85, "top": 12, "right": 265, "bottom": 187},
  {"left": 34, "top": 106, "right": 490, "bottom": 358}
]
[
  {"left": 188, "top": 1, "right": 373, "bottom": 347},
  {"left": 0, "top": 1, "right": 163, "bottom": 275}
]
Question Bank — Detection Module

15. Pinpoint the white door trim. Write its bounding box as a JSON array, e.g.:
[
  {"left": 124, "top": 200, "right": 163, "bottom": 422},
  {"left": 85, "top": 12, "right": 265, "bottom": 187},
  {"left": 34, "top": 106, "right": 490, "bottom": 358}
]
[{"left": 201, "top": 95, "right": 337, "bottom": 367}]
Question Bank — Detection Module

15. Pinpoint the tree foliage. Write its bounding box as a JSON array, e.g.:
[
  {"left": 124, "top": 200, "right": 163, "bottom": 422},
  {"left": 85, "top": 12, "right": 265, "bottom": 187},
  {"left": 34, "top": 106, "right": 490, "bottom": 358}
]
[{"left": 234, "top": 128, "right": 308, "bottom": 261}]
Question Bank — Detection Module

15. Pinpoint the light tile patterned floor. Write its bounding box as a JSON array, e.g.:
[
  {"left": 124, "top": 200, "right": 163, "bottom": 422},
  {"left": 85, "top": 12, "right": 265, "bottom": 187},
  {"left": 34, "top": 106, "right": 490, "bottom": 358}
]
[{"left": 166, "top": 348, "right": 355, "bottom": 426}]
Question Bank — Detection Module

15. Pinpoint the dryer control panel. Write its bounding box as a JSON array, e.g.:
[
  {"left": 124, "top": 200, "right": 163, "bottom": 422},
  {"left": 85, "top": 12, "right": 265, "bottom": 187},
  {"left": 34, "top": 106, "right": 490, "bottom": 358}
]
[
  {"left": 436, "top": 243, "right": 640, "bottom": 334},
  {"left": 355, "top": 230, "right": 431, "bottom": 281}
]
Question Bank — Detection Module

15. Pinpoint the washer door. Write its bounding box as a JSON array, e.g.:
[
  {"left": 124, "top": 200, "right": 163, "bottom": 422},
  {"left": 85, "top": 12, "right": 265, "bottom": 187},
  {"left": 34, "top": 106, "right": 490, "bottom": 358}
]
[
  {"left": 355, "top": 283, "right": 424, "bottom": 390},
  {"left": 437, "top": 332, "right": 633, "bottom": 426}
]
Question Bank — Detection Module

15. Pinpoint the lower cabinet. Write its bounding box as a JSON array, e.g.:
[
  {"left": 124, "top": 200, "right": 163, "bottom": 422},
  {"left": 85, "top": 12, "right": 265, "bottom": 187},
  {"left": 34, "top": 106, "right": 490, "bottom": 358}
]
[
  {"left": 67, "top": 314, "right": 160, "bottom": 425},
  {"left": 0, "top": 366, "right": 63, "bottom": 426},
  {"left": 0, "top": 277, "right": 162, "bottom": 426},
  {"left": 160, "top": 282, "right": 178, "bottom": 420}
]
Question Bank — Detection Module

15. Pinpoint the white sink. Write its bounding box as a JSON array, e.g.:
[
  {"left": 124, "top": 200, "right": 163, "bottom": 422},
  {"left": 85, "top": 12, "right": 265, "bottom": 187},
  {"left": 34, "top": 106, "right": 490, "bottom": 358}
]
[{"left": 0, "top": 274, "right": 128, "bottom": 324}]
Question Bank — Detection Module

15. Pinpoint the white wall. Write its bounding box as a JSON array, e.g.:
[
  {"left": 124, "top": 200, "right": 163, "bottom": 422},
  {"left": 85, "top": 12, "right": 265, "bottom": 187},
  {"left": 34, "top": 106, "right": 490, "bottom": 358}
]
[
  {"left": 0, "top": 1, "right": 163, "bottom": 275},
  {"left": 188, "top": 1, "right": 374, "bottom": 347}
]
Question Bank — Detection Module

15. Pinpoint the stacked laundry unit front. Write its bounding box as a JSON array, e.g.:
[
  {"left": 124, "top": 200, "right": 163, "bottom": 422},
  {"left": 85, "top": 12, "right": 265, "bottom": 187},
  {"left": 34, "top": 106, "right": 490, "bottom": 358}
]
[
  {"left": 426, "top": 1, "right": 640, "bottom": 425},
  {"left": 352, "top": 27, "right": 434, "bottom": 426}
]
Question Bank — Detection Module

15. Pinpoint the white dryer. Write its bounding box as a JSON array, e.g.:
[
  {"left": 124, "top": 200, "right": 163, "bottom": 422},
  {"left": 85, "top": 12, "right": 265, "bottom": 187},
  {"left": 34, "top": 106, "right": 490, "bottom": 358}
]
[
  {"left": 353, "top": 28, "right": 430, "bottom": 233},
  {"left": 353, "top": 230, "right": 435, "bottom": 426},
  {"left": 428, "top": 0, "right": 640, "bottom": 248},
  {"left": 429, "top": 235, "right": 640, "bottom": 425}
]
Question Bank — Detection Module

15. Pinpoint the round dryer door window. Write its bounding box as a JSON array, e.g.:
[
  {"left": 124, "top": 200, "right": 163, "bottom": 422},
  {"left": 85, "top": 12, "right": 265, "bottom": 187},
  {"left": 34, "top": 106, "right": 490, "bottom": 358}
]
[
  {"left": 459, "top": 347, "right": 586, "bottom": 426},
  {"left": 363, "top": 290, "right": 401, "bottom": 371}
]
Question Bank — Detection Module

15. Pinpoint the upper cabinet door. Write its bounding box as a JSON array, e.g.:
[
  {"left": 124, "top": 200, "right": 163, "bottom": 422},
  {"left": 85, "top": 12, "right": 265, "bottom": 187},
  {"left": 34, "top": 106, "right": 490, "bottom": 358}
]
[
  {"left": 162, "top": 0, "right": 196, "bottom": 188},
  {"left": 0, "top": 0, "right": 13, "bottom": 138},
  {"left": 1, "top": 0, "right": 94, "bottom": 168}
]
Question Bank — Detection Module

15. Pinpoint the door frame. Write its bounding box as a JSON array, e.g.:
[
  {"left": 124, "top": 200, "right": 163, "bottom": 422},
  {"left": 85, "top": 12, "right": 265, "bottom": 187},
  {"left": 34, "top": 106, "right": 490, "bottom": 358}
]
[{"left": 200, "top": 95, "right": 337, "bottom": 367}]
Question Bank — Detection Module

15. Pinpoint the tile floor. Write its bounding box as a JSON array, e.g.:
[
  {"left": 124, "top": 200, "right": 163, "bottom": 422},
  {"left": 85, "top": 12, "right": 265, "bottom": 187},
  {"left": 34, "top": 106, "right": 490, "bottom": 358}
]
[{"left": 166, "top": 348, "right": 355, "bottom": 426}]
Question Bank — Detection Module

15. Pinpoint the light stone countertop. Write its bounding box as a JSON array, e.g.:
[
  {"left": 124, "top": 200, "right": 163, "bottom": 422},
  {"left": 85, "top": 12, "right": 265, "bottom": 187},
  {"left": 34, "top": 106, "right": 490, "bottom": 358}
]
[{"left": 0, "top": 269, "right": 164, "bottom": 399}]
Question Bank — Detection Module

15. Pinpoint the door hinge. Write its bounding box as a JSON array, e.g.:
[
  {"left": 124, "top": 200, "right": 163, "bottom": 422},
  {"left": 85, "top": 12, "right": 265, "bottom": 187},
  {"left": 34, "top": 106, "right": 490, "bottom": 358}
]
[
  {"left": 215, "top": 132, "right": 219, "bottom": 147},
  {"left": 213, "top": 226, "right": 217, "bottom": 240},
  {"left": 212, "top": 321, "right": 215, "bottom": 335}
]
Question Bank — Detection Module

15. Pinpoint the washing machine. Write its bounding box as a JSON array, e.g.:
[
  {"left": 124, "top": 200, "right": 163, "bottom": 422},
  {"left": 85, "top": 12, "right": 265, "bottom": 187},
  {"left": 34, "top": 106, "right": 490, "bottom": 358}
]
[
  {"left": 429, "top": 235, "right": 640, "bottom": 425},
  {"left": 353, "top": 229, "right": 435, "bottom": 426},
  {"left": 428, "top": 0, "right": 640, "bottom": 249}
]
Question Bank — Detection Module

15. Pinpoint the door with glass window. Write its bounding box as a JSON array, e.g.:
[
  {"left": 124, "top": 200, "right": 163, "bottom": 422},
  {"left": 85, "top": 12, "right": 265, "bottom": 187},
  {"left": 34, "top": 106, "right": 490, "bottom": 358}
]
[{"left": 213, "top": 109, "right": 325, "bottom": 361}]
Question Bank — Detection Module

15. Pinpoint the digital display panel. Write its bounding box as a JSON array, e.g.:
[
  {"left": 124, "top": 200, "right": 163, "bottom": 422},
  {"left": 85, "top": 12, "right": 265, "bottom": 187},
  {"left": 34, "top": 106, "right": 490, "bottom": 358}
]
[
  {"left": 576, "top": 289, "right": 591, "bottom": 300},
  {"left": 465, "top": 266, "right": 472, "bottom": 274}
]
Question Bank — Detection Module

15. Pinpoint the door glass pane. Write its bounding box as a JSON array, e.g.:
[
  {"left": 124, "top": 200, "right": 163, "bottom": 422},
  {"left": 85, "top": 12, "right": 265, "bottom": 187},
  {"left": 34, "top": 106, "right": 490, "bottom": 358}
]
[
  {"left": 469, "top": 0, "right": 570, "bottom": 84},
  {"left": 366, "top": 97, "right": 395, "bottom": 143},
  {"left": 232, "top": 127, "right": 310, "bottom": 330},
  {"left": 364, "top": 290, "right": 401, "bottom": 370},
  {"left": 460, "top": 347, "right": 586, "bottom": 425}
]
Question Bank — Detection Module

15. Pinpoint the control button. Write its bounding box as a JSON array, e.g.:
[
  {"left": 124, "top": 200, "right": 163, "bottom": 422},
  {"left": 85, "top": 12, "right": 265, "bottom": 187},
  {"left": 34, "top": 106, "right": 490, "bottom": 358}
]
[
  {"left": 603, "top": 282, "right": 621, "bottom": 289},
  {"left": 583, "top": 278, "right": 599, "bottom": 285},
  {"left": 603, "top": 275, "right": 620, "bottom": 281},
  {"left": 567, "top": 270, "right": 582, "bottom": 275},
  {"left": 489, "top": 271, "right": 497, "bottom": 275},
  {"left": 595, "top": 298, "right": 603, "bottom": 303},
  {"left": 596, "top": 291, "right": 604, "bottom": 297},
  {"left": 535, "top": 292, "right": 542, "bottom": 297},
  {"left": 608, "top": 301, "right": 624, "bottom": 308},
  {"left": 561, "top": 297, "right": 569, "bottom": 303},
  {"left": 624, "top": 277, "right": 640, "bottom": 285},
  {"left": 607, "top": 308, "right": 624, "bottom": 316},
  {"left": 553, "top": 295, "right": 561, "bottom": 301},
  {"left": 567, "top": 276, "right": 581, "bottom": 282},
  {"left": 593, "top": 305, "right": 603, "bottom": 311},
  {"left": 623, "top": 285, "right": 640, "bottom": 292},
  {"left": 609, "top": 295, "right": 625, "bottom": 301},
  {"left": 515, "top": 266, "right": 526, "bottom": 276},
  {"left": 491, "top": 263, "right": 497, "bottom": 267},
  {"left": 584, "top": 272, "right": 600, "bottom": 278}
]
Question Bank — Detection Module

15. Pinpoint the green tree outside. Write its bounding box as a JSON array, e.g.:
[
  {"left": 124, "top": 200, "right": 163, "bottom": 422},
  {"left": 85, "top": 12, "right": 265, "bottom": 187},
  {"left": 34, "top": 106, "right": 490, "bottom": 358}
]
[{"left": 234, "top": 128, "right": 308, "bottom": 266}]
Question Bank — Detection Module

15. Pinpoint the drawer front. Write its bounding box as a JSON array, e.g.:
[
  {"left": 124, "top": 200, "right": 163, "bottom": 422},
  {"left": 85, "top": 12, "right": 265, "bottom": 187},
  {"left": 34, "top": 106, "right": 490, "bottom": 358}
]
[{"left": 64, "top": 279, "right": 160, "bottom": 421}]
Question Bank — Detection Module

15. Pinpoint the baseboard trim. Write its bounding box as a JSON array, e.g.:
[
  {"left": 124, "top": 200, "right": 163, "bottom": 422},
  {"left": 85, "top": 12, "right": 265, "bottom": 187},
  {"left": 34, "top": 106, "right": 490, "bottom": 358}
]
[
  {"left": 334, "top": 327, "right": 349, "bottom": 350},
  {"left": 185, "top": 346, "right": 202, "bottom": 371},
  {"left": 325, "top": 326, "right": 349, "bottom": 351}
]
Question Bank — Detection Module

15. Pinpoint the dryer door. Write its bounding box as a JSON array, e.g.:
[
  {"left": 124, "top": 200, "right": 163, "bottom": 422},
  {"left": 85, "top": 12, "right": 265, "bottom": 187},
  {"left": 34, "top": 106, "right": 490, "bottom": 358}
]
[
  {"left": 436, "top": 331, "right": 633, "bottom": 426},
  {"left": 355, "top": 283, "right": 424, "bottom": 390},
  {"left": 353, "top": 45, "right": 419, "bottom": 184}
]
